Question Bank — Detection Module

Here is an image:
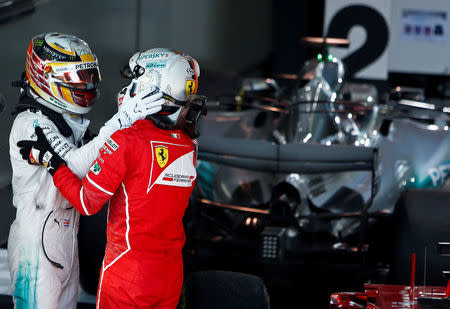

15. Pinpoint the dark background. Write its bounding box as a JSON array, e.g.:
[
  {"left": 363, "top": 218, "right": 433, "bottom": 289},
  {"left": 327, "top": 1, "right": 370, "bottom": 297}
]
[{"left": 0, "top": 1, "right": 449, "bottom": 308}]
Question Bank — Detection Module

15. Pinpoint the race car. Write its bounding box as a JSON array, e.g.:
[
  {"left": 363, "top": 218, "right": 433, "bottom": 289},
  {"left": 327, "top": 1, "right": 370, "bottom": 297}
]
[{"left": 183, "top": 37, "right": 450, "bottom": 294}]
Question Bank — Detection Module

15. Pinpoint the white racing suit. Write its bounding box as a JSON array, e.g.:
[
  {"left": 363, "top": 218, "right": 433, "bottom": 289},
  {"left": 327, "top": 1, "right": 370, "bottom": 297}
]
[{"left": 8, "top": 99, "right": 116, "bottom": 309}]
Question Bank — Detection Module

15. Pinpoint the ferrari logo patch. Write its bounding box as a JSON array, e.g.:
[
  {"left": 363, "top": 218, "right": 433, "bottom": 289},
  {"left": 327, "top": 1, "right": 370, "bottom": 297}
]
[
  {"left": 29, "top": 148, "right": 40, "bottom": 165},
  {"left": 186, "top": 80, "right": 196, "bottom": 95},
  {"left": 156, "top": 146, "right": 169, "bottom": 168}
]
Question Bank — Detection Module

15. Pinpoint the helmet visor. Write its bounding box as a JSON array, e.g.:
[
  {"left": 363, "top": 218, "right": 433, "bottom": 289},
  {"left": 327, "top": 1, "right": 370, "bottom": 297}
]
[
  {"left": 69, "top": 87, "right": 98, "bottom": 107},
  {"left": 55, "top": 84, "right": 98, "bottom": 108},
  {"left": 54, "top": 68, "right": 100, "bottom": 90},
  {"left": 53, "top": 65, "right": 100, "bottom": 107}
]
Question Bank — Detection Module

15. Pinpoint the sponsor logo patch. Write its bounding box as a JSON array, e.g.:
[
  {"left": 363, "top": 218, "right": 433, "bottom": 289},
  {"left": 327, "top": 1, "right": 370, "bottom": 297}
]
[
  {"left": 42, "top": 151, "right": 53, "bottom": 168},
  {"left": 146, "top": 61, "right": 166, "bottom": 69},
  {"left": 34, "top": 39, "right": 44, "bottom": 46},
  {"left": 75, "top": 62, "right": 98, "bottom": 70},
  {"left": 52, "top": 61, "right": 98, "bottom": 73},
  {"left": 162, "top": 173, "right": 195, "bottom": 183},
  {"left": 186, "top": 80, "right": 196, "bottom": 95},
  {"left": 155, "top": 146, "right": 169, "bottom": 168},
  {"left": 29, "top": 148, "right": 40, "bottom": 165},
  {"left": 42, "top": 45, "right": 66, "bottom": 60},
  {"left": 49, "top": 96, "right": 68, "bottom": 108},
  {"left": 90, "top": 161, "right": 101, "bottom": 175},
  {"left": 138, "top": 52, "right": 169, "bottom": 61},
  {"left": 63, "top": 218, "right": 70, "bottom": 227},
  {"left": 101, "top": 145, "right": 112, "bottom": 156},
  {"left": 427, "top": 162, "right": 450, "bottom": 187},
  {"left": 106, "top": 138, "right": 119, "bottom": 151}
]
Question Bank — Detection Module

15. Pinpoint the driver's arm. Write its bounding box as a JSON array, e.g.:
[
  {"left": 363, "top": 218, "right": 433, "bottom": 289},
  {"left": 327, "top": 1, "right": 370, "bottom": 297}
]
[{"left": 52, "top": 130, "right": 128, "bottom": 216}]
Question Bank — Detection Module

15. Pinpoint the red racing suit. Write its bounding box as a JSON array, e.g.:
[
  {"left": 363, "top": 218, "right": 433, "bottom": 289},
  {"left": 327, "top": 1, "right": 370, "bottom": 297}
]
[{"left": 52, "top": 119, "right": 197, "bottom": 309}]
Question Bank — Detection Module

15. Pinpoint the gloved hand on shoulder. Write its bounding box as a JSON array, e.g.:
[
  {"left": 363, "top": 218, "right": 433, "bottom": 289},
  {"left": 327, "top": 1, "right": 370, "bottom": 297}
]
[{"left": 17, "top": 126, "right": 66, "bottom": 176}]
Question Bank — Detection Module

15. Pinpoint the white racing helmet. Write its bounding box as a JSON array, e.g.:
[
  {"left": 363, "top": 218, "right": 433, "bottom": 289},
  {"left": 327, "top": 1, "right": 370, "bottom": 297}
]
[
  {"left": 118, "top": 48, "right": 207, "bottom": 137},
  {"left": 25, "top": 32, "right": 101, "bottom": 114}
]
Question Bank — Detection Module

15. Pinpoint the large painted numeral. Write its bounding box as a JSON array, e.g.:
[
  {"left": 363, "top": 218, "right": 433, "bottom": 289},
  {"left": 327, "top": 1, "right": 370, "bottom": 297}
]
[{"left": 327, "top": 5, "right": 389, "bottom": 78}]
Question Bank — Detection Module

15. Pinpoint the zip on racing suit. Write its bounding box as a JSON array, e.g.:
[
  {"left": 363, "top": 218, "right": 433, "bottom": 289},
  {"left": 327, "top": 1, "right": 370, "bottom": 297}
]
[{"left": 50, "top": 119, "right": 197, "bottom": 308}]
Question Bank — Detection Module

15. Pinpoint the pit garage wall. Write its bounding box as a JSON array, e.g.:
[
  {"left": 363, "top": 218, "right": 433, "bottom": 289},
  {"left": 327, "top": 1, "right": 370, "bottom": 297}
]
[{"left": 0, "top": 0, "right": 272, "bottom": 244}]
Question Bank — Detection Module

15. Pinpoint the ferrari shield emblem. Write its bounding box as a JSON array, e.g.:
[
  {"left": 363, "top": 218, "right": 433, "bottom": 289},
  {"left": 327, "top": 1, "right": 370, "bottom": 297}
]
[
  {"left": 155, "top": 146, "right": 169, "bottom": 168},
  {"left": 186, "top": 80, "right": 196, "bottom": 95}
]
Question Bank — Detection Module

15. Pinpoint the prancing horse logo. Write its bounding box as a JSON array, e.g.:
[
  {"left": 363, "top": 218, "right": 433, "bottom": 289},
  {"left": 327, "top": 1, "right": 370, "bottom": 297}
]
[{"left": 155, "top": 146, "right": 169, "bottom": 168}]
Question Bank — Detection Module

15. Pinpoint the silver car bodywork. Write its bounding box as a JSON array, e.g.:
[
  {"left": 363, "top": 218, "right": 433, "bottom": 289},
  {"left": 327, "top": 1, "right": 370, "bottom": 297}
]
[{"left": 188, "top": 54, "right": 449, "bottom": 270}]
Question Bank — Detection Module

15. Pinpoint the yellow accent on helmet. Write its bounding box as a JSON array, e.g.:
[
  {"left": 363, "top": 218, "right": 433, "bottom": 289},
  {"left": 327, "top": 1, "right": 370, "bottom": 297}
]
[
  {"left": 48, "top": 42, "right": 75, "bottom": 56},
  {"left": 60, "top": 86, "right": 75, "bottom": 104},
  {"left": 80, "top": 54, "right": 95, "bottom": 62}
]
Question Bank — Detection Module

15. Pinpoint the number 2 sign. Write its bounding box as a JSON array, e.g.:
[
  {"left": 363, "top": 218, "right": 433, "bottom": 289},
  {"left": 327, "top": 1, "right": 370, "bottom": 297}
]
[{"left": 324, "top": 0, "right": 391, "bottom": 80}]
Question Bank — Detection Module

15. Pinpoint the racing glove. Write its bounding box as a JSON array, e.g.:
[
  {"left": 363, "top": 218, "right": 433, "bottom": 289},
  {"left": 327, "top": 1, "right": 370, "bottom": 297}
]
[
  {"left": 104, "top": 87, "right": 164, "bottom": 131},
  {"left": 17, "top": 126, "right": 66, "bottom": 176}
]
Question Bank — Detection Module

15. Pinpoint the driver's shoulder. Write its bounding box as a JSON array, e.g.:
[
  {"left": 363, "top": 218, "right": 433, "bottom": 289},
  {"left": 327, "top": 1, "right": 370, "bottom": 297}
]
[{"left": 11, "top": 110, "right": 58, "bottom": 140}]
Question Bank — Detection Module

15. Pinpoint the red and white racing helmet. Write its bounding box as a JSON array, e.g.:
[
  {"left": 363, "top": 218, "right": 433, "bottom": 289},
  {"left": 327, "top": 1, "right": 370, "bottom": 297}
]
[{"left": 25, "top": 32, "right": 101, "bottom": 114}]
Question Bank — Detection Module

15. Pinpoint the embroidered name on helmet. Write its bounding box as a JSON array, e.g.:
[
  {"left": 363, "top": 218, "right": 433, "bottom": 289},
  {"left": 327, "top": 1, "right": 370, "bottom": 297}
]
[{"left": 106, "top": 138, "right": 119, "bottom": 151}]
